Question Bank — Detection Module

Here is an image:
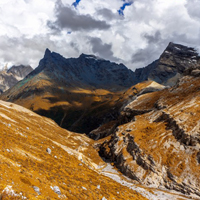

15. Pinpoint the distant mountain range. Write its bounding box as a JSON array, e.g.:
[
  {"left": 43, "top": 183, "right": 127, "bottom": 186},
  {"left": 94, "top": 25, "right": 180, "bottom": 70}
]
[
  {"left": 0, "top": 65, "right": 33, "bottom": 94},
  {"left": 1, "top": 42, "right": 198, "bottom": 95}
]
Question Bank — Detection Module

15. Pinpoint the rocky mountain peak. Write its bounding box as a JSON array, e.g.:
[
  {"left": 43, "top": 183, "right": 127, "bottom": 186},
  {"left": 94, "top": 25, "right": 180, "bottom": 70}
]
[
  {"left": 79, "top": 53, "right": 95, "bottom": 58},
  {"left": 44, "top": 48, "right": 52, "bottom": 58},
  {"left": 42, "top": 48, "right": 64, "bottom": 64},
  {"left": 79, "top": 53, "right": 104, "bottom": 61},
  {"left": 7, "top": 65, "right": 33, "bottom": 78},
  {"left": 167, "top": 42, "right": 198, "bottom": 55},
  {"left": 134, "top": 42, "right": 200, "bottom": 86},
  {"left": 28, "top": 50, "right": 136, "bottom": 91},
  {"left": 160, "top": 42, "right": 199, "bottom": 68}
]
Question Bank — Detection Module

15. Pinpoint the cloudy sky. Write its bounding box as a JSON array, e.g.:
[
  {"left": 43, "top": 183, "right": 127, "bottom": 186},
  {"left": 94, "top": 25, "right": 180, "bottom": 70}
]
[{"left": 0, "top": 0, "right": 200, "bottom": 70}]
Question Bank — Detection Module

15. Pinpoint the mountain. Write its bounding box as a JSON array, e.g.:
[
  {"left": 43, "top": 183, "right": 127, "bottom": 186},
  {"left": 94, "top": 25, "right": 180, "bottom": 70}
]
[
  {"left": 134, "top": 42, "right": 200, "bottom": 86},
  {"left": 29, "top": 49, "right": 135, "bottom": 91},
  {"left": 0, "top": 65, "right": 33, "bottom": 94},
  {"left": 7, "top": 65, "right": 33, "bottom": 79},
  {"left": 1, "top": 43, "right": 200, "bottom": 199},
  {"left": 1, "top": 42, "right": 199, "bottom": 135},
  {"left": 0, "top": 50, "right": 136, "bottom": 134},
  {"left": 98, "top": 66, "right": 200, "bottom": 198}
]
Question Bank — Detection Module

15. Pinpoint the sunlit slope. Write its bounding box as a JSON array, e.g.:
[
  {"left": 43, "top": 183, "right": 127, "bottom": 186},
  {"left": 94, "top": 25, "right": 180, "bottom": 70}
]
[
  {"left": 1, "top": 64, "right": 166, "bottom": 137},
  {"left": 0, "top": 100, "right": 148, "bottom": 200}
]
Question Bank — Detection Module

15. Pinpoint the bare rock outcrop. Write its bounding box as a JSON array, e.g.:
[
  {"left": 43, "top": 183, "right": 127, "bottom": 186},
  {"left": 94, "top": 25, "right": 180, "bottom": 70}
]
[{"left": 98, "top": 75, "right": 200, "bottom": 198}]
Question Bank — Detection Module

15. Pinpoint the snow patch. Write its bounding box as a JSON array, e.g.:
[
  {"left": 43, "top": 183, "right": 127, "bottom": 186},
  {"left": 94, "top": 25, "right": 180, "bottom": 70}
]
[{"left": 174, "top": 47, "right": 181, "bottom": 50}]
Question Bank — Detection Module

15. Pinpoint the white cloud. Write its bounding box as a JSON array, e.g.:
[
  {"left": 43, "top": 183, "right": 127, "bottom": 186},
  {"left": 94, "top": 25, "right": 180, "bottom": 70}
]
[
  {"left": 185, "top": 0, "right": 200, "bottom": 20},
  {"left": 0, "top": 0, "right": 200, "bottom": 70}
]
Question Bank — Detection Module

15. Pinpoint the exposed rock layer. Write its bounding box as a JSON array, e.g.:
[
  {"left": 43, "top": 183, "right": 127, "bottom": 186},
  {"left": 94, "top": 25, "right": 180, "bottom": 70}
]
[{"left": 98, "top": 74, "right": 200, "bottom": 198}]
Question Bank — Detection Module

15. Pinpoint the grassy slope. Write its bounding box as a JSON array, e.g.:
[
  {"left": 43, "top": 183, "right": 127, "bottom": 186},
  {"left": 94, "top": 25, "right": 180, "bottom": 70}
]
[{"left": 0, "top": 100, "right": 147, "bottom": 200}]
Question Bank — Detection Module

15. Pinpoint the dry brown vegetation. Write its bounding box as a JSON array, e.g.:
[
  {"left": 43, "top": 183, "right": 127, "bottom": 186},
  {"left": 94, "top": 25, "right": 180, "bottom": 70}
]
[{"left": 0, "top": 100, "right": 147, "bottom": 199}]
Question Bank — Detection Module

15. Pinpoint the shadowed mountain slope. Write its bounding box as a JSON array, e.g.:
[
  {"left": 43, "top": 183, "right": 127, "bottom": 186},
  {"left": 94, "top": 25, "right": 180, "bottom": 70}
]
[
  {"left": 0, "top": 50, "right": 137, "bottom": 134},
  {"left": 28, "top": 49, "right": 136, "bottom": 91}
]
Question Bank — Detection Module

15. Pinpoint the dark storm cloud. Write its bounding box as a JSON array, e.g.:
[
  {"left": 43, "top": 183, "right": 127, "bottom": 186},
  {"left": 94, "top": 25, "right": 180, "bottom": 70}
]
[
  {"left": 131, "top": 31, "right": 164, "bottom": 64},
  {"left": 89, "top": 37, "right": 119, "bottom": 62},
  {"left": 48, "top": 1, "right": 110, "bottom": 32},
  {"left": 70, "top": 41, "right": 79, "bottom": 52},
  {"left": 96, "top": 8, "right": 117, "bottom": 20},
  {"left": 143, "top": 31, "right": 161, "bottom": 44}
]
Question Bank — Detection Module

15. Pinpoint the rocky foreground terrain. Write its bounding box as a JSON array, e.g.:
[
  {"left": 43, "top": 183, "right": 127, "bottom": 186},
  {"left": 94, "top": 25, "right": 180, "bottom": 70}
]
[
  {"left": 0, "top": 100, "right": 148, "bottom": 200},
  {"left": 0, "top": 100, "right": 191, "bottom": 200},
  {"left": 0, "top": 65, "right": 33, "bottom": 94}
]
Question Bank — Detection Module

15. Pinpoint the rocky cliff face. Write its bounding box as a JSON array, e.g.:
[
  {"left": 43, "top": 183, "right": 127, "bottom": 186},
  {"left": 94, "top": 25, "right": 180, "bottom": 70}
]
[
  {"left": 98, "top": 72, "right": 200, "bottom": 198},
  {"left": 0, "top": 65, "right": 32, "bottom": 94},
  {"left": 7, "top": 65, "right": 33, "bottom": 80},
  {"left": 134, "top": 42, "right": 200, "bottom": 86}
]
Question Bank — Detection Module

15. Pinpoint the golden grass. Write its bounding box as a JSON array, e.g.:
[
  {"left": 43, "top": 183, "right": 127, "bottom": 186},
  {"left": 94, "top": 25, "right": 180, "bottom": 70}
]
[{"left": 0, "top": 101, "right": 147, "bottom": 200}]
